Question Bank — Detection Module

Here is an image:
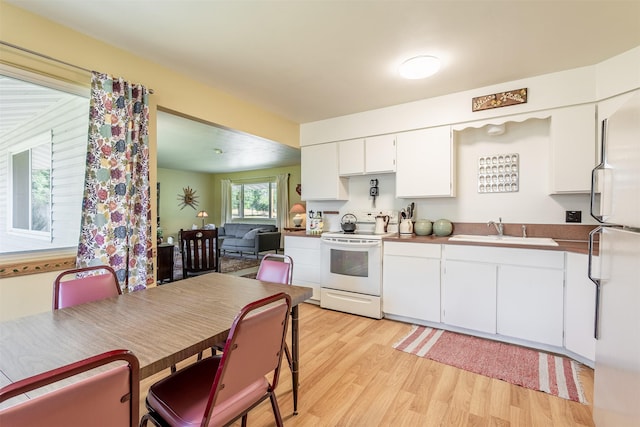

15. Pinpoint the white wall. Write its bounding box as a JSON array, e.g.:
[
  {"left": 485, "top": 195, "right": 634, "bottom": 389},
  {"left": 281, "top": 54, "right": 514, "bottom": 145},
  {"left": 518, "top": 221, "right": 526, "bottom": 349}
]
[
  {"left": 309, "top": 118, "right": 594, "bottom": 227},
  {"left": 303, "top": 46, "right": 640, "bottom": 227}
]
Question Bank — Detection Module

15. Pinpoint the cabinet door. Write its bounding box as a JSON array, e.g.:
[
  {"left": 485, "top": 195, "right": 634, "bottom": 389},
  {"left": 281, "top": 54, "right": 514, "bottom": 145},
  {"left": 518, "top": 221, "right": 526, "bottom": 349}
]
[
  {"left": 338, "top": 138, "right": 365, "bottom": 175},
  {"left": 564, "top": 252, "right": 596, "bottom": 363},
  {"left": 301, "top": 143, "right": 349, "bottom": 200},
  {"left": 365, "top": 134, "right": 396, "bottom": 173},
  {"left": 497, "top": 265, "right": 564, "bottom": 346},
  {"left": 441, "top": 260, "right": 496, "bottom": 333},
  {"left": 396, "top": 126, "right": 454, "bottom": 198},
  {"left": 549, "top": 104, "right": 596, "bottom": 194},
  {"left": 383, "top": 254, "right": 440, "bottom": 322},
  {"left": 284, "top": 236, "right": 321, "bottom": 301}
]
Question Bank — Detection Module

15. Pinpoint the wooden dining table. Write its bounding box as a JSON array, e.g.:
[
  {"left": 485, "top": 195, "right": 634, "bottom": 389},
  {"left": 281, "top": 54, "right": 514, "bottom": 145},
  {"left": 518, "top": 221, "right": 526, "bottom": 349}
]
[{"left": 0, "top": 273, "right": 312, "bottom": 414}]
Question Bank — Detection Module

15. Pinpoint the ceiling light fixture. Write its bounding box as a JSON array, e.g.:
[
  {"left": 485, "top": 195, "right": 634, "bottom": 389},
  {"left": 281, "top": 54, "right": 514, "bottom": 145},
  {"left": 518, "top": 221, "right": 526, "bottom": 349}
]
[
  {"left": 213, "top": 148, "right": 223, "bottom": 154},
  {"left": 399, "top": 55, "right": 441, "bottom": 79}
]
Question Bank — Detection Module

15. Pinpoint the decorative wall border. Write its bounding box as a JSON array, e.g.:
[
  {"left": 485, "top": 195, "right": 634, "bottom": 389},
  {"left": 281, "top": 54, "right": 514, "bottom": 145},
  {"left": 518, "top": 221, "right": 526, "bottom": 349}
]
[
  {"left": 472, "top": 88, "right": 528, "bottom": 112},
  {"left": 0, "top": 256, "right": 76, "bottom": 278}
]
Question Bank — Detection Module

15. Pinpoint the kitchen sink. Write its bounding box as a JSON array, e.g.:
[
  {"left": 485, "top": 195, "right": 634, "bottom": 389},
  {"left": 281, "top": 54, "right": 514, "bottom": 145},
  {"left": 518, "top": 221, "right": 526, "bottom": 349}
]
[{"left": 448, "top": 234, "right": 559, "bottom": 246}]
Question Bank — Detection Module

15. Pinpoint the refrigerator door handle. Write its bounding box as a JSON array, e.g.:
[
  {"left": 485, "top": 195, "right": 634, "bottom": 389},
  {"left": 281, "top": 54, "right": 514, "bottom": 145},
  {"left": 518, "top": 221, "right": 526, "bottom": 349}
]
[
  {"left": 590, "top": 119, "right": 608, "bottom": 223},
  {"left": 588, "top": 226, "right": 602, "bottom": 339}
]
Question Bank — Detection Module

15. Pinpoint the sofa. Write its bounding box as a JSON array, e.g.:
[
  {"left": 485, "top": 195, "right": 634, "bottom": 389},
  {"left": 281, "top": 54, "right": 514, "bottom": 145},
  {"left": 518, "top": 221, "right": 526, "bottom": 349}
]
[{"left": 218, "top": 223, "right": 281, "bottom": 258}]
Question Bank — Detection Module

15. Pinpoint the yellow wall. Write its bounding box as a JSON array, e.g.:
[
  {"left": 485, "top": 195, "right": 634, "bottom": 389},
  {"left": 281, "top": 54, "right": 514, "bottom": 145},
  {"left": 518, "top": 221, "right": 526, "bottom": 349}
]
[
  {"left": 157, "top": 168, "right": 216, "bottom": 242},
  {"left": 0, "top": 1, "right": 300, "bottom": 320},
  {"left": 0, "top": 2, "right": 300, "bottom": 148},
  {"left": 158, "top": 165, "right": 302, "bottom": 240}
]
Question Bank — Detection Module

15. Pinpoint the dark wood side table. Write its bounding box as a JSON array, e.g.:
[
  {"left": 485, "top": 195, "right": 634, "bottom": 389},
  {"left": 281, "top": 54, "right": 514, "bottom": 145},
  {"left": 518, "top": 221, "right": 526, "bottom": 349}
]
[
  {"left": 283, "top": 227, "right": 306, "bottom": 232},
  {"left": 157, "top": 243, "right": 175, "bottom": 283}
]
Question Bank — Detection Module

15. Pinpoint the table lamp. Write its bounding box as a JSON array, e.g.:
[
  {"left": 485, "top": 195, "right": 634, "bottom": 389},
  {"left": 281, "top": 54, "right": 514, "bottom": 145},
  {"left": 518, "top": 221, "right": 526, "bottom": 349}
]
[
  {"left": 196, "top": 210, "right": 208, "bottom": 228},
  {"left": 289, "top": 203, "right": 306, "bottom": 227}
]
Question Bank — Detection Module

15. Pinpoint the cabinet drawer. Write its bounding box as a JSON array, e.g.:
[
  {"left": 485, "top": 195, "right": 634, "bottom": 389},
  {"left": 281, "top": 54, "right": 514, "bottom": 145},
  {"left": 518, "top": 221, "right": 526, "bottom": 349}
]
[
  {"left": 444, "top": 245, "right": 564, "bottom": 268},
  {"left": 284, "top": 236, "right": 320, "bottom": 250},
  {"left": 384, "top": 241, "right": 441, "bottom": 258}
]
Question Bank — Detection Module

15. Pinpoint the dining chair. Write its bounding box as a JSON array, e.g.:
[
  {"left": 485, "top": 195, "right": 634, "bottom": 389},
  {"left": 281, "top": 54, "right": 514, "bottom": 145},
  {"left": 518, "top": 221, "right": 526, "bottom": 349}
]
[
  {"left": 211, "top": 254, "right": 294, "bottom": 369},
  {"left": 0, "top": 349, "right": 139, "bottom": 427},
  {"left": 255, "top": 254, "right": 294, "bottom": 371},
  {"left": 180, "top": 229, "right": 220, "bottom": 278},
  {"left": 53, "top": 265, "right": 121, "bottom": 309},
  {"left": 140, "top": 292, "right": 291, "bottom": 427}
]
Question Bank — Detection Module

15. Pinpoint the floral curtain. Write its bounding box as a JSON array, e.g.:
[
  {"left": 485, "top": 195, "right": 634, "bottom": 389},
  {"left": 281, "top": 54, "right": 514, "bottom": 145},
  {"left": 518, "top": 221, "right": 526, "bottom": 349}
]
[{"left": 76, "top": 72, "right": 151, "bottom": 292}]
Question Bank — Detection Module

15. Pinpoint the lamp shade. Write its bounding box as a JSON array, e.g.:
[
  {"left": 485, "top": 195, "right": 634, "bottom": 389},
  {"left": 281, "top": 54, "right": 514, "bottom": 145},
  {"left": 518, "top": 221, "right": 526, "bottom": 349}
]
[
  {"left": 289, "top": 203, "right": 306, "bottom": 214},
  {"left": 289, "top": 203, "right": 306, "bottom": 227},
  {"left": 196, "top": 211, "right": 208, "bottom": 228}
]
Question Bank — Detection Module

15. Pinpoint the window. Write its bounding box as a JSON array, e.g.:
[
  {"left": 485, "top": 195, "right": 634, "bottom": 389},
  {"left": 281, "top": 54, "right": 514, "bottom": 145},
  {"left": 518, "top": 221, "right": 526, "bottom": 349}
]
[
  {"left": 10, "top": 131, "right": 52, "bottom": 236},
  {"left": 0, "top": 70, "right": 90, "bottom": 255},
  {"left": 231, "top": 181, "right": 277, "bottom": 220}
]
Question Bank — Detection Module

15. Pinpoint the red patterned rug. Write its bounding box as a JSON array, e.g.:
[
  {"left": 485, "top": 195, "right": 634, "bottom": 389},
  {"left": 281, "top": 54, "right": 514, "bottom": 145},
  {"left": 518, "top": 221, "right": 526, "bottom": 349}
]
[
  {"left": 173, "top": 255, "right": 260, "bottom": 280},
  {"left": 393, "top": 325, "right": 587, "bottom": 404}
]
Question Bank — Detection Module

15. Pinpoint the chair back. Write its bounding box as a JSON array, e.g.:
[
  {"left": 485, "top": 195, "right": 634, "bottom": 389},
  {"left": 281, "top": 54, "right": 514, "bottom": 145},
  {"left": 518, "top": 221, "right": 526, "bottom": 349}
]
[
  {"left": 256, "top": 253, "right": 293, "bottom": 285},
  {"left": 0, "top": 349, "right": 139, "bottom": 427},
  {"left": 203, "top": 293, "right": 291, "bottom": 425},
  {"left": 180, "top": 229, "right": 220, "bottom": 277},
  {"left": 53, "top": 265, "right": 121, "bottom": 310}
]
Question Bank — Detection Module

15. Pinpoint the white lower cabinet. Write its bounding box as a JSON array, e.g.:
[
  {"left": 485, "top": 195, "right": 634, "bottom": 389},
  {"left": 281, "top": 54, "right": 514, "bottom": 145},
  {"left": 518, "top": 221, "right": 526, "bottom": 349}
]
[
  {"left": 564, "top": 252, "right": 597, "bottom": 364},
  {"left": 442, "top": 245, "right": 564, "bottom": 343},
  {"left": 284, "top": 235, "right": 321, "bottom": 301},
  {"left": 379, "top": 241, "right": 592, "bottom": 361},
  {"left": 383, "top": 242, "right": 441, "bottom": 322},
  {"left": 441, "top": 259, "right": 497, "bottom": 333},
  {"left": 497, "top": 265, "right": 564, "bottom": 346}
]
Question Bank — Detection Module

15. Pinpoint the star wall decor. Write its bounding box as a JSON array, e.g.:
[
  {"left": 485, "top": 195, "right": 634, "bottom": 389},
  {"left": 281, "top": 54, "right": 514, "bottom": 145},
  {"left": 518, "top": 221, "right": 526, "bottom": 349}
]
[{"left": 178, "top": 186, "right": 199, "bottom": 210}]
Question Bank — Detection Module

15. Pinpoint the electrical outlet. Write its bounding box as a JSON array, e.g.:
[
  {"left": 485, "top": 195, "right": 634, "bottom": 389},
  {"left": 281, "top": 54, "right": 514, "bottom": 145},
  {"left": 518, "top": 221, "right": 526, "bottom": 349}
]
[{"left": 565, "top": 210, "right": 582, "bottom": 223}]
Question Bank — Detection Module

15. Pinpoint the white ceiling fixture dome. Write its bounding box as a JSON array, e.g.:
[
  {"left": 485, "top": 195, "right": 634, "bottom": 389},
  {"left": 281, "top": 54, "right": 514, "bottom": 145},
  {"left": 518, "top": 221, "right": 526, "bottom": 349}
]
[{"left": 399, "top": 55, "right": 441, "bottom": 79}]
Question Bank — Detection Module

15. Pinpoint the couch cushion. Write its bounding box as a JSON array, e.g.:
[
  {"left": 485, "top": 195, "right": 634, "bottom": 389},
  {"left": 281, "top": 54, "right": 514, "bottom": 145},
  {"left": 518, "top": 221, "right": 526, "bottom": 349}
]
[
  {"left": 222, "top": 237, "right": 255, "bottom": 249},
  {"left": 242, "top": 228, "right": 270, "bottom": 240},
  {"left": 222, "top": 223, "right": 276, "bottom": 238}
]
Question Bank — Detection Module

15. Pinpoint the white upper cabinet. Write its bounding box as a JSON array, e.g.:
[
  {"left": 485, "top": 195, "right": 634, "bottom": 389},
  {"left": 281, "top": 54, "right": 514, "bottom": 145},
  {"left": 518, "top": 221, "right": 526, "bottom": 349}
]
[
  {"left": 338, "top": 134, "right": 396, "bottom": 176},
  {"left": 396, "top": 126, "right": 455, "bottom": 198},
  {"left": 301, "top": 143, "right": 349, "bottom": 200},
  {"left": 338, "top": 138, "right": 365, "bottom": 175},
  {"left": 549, "top": 104, "right": 596, "bottom": 194},
  {"left": 365, "top": 134, "right": 396, "bottom": 174}
]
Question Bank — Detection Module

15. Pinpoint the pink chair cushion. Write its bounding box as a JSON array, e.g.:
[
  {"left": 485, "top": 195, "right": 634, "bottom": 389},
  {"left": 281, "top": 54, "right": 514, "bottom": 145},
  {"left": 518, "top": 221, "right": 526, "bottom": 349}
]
[
  {"left": 0, "top": 365, "right": 131, "bottom": 427},
  {"left": 56, "top": 273, "right": 119, "bottom": 309},
  {"left": 145, "top": 297, "right": 289, "bottom": 427},
  {"left": 147, "top": 356, "right": 269, "bottom": 427},
  {"left": 256, "top": 260, "right": 290, "bottom": 284}
]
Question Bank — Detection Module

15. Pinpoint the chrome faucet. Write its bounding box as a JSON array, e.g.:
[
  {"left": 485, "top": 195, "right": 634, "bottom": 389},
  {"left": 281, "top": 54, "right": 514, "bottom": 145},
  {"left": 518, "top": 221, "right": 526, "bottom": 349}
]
[{"left": 488, "top": 217, "right": 504, "bottom": 236}]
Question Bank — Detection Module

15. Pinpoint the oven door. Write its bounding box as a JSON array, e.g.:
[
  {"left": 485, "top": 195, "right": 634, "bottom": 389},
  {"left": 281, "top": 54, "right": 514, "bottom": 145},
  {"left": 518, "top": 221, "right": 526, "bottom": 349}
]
[{"left": 320, "top": 237, "right": 382, "bottom": 296}]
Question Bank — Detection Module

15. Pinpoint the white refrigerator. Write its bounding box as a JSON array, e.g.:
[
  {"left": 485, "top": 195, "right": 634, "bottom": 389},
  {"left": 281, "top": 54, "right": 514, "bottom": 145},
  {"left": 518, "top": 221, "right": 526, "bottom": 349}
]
[{"left": 589, "top": 89, "right": 640, "bottom": 427}]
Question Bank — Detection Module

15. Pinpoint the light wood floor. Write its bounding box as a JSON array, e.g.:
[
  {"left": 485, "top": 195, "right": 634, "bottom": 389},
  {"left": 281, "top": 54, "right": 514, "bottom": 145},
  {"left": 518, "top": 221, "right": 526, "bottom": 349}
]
[{"left": 140, "top": 303, "right": 595, "bottom": 427}]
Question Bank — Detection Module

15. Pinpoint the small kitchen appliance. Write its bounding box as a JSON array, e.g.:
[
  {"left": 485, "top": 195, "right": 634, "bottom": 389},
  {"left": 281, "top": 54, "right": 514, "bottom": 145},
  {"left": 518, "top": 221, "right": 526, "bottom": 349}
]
[{"left": 374, "top": 214, "right": 389, "bottom": 234}]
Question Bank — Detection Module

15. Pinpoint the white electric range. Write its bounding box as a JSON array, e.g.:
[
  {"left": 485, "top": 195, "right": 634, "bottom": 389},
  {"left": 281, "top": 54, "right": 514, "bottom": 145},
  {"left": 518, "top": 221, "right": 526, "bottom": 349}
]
[{"left": 320, "top": 210, "right": 397, "bottom": 319}]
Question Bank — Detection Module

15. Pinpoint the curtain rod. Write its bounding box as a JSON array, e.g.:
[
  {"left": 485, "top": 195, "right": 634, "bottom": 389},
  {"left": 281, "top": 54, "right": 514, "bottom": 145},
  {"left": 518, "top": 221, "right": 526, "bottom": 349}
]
[
  {"left": 231, "top": 173, "right": 289, "bottom": 182},
  {"left": 0, "top": 41, "right": 155, "bottom": 94}
]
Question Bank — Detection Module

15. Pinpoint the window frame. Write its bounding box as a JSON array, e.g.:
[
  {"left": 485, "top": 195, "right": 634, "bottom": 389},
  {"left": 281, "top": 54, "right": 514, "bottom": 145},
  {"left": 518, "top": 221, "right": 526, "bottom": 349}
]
[
  {"left": 231, "top": 180, "right": 278, "bottom": 221},
  {"left": 7, "top": 130, "right": 53, "bottom": 240},
  {"left": 0, "top": 61, "right": 90, "bottom": 277}
]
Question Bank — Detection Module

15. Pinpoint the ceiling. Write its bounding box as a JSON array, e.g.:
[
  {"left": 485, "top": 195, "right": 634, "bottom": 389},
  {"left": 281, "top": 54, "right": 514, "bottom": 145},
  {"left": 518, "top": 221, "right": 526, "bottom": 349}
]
[
  {"left": 4, "top": 0, "right": 640, "bottom": 173},
  {"left": 156, "top": 110, "right": 301, "bottom": 173}
]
